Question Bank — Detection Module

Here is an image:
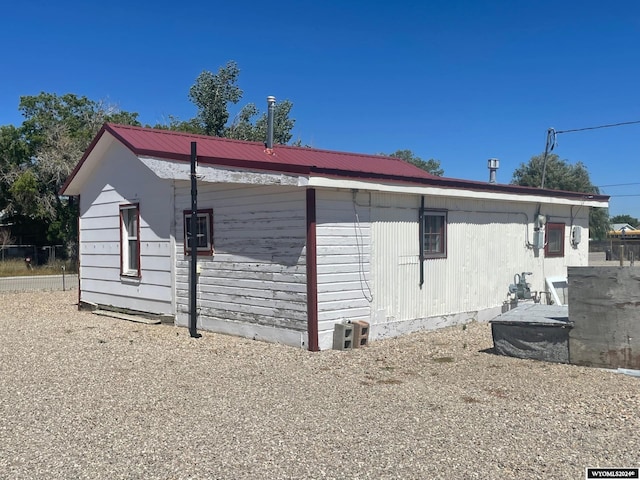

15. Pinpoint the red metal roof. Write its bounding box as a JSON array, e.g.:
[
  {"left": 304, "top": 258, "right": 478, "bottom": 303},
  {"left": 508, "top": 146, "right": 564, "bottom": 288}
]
[
  {"left": 61, "top": 123, "right": 610, "bottom": 203},
  {"left": 105, "top": 123, "right": 437, "bottom": 181}
]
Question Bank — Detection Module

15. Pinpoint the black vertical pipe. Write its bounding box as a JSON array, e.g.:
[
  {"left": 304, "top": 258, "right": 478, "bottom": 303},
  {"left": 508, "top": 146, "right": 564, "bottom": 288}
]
[
  {"left": 189, "top": 141, "right": 200, "bottom": 338},
  {"left": 419, "top": 196, "right": 425, "bottom": 288}
]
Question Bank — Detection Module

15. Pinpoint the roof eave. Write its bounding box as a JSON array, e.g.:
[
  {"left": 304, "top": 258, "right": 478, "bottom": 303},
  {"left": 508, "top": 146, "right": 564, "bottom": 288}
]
[
  {"left": 307, "top": 175, "right": 610, "bottom": 208},
  {"left": 60, "top": 125, "right": 111, "bottom": 196}
]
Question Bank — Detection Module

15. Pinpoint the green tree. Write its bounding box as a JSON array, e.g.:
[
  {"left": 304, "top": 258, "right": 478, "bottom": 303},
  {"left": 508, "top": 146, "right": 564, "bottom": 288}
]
[
  {"left": 226, "top": 99, "right": 295, "bottom": 144},
  {"left": 382, "top": 150, "right": 444, "bottom": 176},
  {"left": 0, "top": 125, "right": 31, "bottom": 211},
  {"left": 511, "top": 153, "right": 609, "bottom": 240},
  {"left": 224, "top": 104, "right": 259, "bottom": 141},
  {"left": 2, "top": 92, "right": 140, "bottom": 250},
  {"left": 188, "top": 61, "right": 243, "bottom": 136},
  {"left": 610, "top": 214, "right": 639, "bottom": 228},
  {"left": 153, "top": 115, "right": 206, "bottom": 135},
  {"left": 160, "top": 61, "right": 296, "bottom": 145},
  {"left": 19, "top": 93, "right": 138, "bottom": 151}
]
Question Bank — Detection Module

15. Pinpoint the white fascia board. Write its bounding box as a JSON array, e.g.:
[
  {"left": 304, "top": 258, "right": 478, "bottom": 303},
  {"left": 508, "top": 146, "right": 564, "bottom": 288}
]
[
  {"left": 307, "top": 176, "right": 609, "bottom": 208},
  {"left": 138, "top": 156, "right": 305, "bottom": 187},
  {"left": 63, "top": 133, "right": 116, "bottom": 195}
]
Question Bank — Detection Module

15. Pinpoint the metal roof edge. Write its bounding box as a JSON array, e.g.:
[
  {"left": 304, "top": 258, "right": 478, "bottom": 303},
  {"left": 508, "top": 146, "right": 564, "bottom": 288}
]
[
  {"left": 308, "top": 169, "right": 609, "bottom": 203},
  {"left": 104, "top": 123, "right": 438, "bottom": 173},
  {"left": 307, "top": 176, "right": 609, "bottom": 207}
]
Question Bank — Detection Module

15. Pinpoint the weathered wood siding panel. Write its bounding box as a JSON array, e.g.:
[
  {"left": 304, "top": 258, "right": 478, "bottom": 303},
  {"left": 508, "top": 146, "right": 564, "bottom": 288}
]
[
  {"left": 316, "top": 190, "right": 372, "bottom": 346},
  {"left": 568, "top": 266, "right": 640, "bottom": 369},
  {"left": 371, "top": 193, "right": 589, "bottom": 336},
  {"left": 78, "top": 141, "right": 173, "bottom": 315},
  {"left": 174, "top": 183, "right": 308, "bottom": 340}
]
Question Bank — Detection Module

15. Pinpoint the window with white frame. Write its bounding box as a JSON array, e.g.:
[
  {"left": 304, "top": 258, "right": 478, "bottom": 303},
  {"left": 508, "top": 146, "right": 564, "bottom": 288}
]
[
  {"left": 120, "top": 204, "right": 140, "bottom": 277},
  {"left": 422, "top": 210, "right": 447, "bottom": 258},
  {"left": 545, "top": 222, "right": 565, "bottom": 257},
  {"left": 184, "top": 209, "right": 214, "bottom": 256}
]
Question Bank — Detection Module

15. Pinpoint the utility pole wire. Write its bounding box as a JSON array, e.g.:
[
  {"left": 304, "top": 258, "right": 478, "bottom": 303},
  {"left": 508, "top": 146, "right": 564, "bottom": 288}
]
[
  {"left": 556, "top": 119, "right": 640, "bottom": 134},
  {"left": 597, "top": 182, "right": 640, "bottom": 188},
  {"left": 540, "top": 119, "right": 640, "bottom": 188}
]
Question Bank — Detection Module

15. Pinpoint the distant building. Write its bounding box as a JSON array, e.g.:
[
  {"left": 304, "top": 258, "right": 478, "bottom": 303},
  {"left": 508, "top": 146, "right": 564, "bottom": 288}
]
[{"left": 610, "top": 223, "right": 637, "bottom": 232}]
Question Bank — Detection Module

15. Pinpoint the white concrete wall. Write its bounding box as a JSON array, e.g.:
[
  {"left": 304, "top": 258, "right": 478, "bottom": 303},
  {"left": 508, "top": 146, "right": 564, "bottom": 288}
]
[
  {"left": 78, "top": 141, "right": 173, "bottom": 315},
  {"left": 174, "top": 183, "right": 308, "bottom": 348},
  {"left": 368, "top": 192, "right": 590, "bottom": 341},
  {"left": 316, "top": 190, "right": 373, "bottom": 350}
]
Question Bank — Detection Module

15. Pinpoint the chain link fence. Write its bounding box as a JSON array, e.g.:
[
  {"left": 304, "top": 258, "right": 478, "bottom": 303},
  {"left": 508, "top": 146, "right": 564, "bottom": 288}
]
[{"left": 0, "top": 244, "right": 78, "bottom": 293}]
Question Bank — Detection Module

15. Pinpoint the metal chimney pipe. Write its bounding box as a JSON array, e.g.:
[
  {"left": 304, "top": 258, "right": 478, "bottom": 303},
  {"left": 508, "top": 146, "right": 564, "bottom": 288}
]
[
  {"left": 266, "top": 96, "right": 276, "bottom": 149},
  {"left": 488, "top": 158, "right": 499, "bottom": 183}
]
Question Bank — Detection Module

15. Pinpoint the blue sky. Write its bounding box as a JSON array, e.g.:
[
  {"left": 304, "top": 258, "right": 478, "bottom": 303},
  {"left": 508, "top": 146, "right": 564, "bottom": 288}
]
[{"left": 2, "top": 0, "right": 639, "bottom": 217}]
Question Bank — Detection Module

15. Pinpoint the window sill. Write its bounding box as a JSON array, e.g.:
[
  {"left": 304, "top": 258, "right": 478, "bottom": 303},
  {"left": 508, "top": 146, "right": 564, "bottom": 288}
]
[{"left": 120, "top": 274, "right": 141, "bottom": 284}]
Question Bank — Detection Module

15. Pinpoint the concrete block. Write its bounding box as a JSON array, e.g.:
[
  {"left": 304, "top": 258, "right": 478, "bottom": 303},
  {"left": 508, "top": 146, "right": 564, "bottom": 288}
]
[
  {"left": 333, "top": 323, "right": 353, "bottom": 350},
  {"left": 352, "top": 320, "right": 369, "bottom": 348}
]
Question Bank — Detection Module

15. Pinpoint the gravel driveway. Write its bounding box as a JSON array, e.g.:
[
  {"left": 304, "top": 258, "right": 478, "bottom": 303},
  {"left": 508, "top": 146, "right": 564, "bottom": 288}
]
[{"left": 0, "top": 291, "right": 638, "bottom": 479}]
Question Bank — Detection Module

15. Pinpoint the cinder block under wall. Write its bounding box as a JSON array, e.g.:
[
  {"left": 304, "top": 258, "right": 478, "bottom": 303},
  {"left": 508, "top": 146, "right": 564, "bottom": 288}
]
[
  {"left": 333, "top": 323, "right": 354, "bottom": 350},
  {"left": 352, "top": 321, "right": 370, "bottom": 348}
]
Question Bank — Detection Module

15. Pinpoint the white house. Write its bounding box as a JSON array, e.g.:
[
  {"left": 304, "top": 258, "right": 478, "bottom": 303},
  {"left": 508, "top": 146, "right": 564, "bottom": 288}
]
[{"left": 61, "top": 123, "right": 609, "bottom": 350}]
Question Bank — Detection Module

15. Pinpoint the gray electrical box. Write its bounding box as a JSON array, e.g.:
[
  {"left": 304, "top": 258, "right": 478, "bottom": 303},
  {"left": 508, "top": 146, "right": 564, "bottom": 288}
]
[
  {"left": 533, "top": 230, "right": 545, "bottom": 249},
  {"left": 572, "top": 226, "right": 582, "bottom": 246}
]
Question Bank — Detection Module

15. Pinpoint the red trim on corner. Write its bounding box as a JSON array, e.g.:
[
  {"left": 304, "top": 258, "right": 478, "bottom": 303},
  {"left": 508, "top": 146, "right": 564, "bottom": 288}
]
[{"left": 306, "top": 188, "right": 319, "bottom": 351}]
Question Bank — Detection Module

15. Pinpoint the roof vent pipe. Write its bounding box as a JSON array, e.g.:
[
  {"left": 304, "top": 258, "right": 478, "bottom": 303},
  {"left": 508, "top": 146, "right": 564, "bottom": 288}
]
[
  {"left": 488, "top": 158, "right": 499, "bottom": 183},
  {"left": 266, "top": 96, "right": 276, "bottom": 149}
]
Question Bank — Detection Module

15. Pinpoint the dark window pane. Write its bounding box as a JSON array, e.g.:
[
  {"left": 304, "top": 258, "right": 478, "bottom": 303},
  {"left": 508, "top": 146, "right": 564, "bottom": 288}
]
[
  {"left": 196, "top": 215, "right": 208, "bottom": 248},
  {"left": 185, "top": 212, "right": 212, "bottom": 252},
  {"left": 424, "top": 214, "right": 445, "bottom": 254},
  {"left": 128, "top": 239, "right": 138, "bottom": 270},
  {"left": 548, "top": 230, "right": 562, "bottom": 253}
]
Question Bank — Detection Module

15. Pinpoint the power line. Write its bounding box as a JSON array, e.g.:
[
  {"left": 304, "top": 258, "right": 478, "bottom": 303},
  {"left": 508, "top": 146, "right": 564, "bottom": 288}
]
[
  {"left": 598, "top": 182, "right": 640, "bottom": 188},
  {"left": 540, "top": 119, "right": 640, "bottom": 188},
  {"left": 609, "top": 194, "right": 640, "bottom": 198},
  {"left": 556, "top": 119, "right": 640, "bottom": 134}
]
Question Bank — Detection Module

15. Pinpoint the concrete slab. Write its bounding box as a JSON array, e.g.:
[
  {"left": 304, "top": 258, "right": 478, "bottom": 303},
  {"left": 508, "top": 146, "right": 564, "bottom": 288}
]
[{"left": 491, "top": 303, "right": 571, "bottom": 327}]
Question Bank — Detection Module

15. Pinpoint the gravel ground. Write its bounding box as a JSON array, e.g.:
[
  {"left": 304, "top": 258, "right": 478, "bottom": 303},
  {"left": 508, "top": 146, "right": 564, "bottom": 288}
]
[{"left": 0, "top": 291, "right": 638, "bottom": 479}]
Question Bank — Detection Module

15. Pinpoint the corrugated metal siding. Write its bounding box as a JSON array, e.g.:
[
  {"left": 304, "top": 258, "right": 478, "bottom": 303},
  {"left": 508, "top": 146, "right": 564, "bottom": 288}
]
[
  {"left": 371, "top": 193, "right": 590, "bottom": 324},
  {"left": 316, "top": 190, "right": 372, "bottom": 333},
  {"left": 78, "top": 141, "right": 173, "bottom": 315},
  {"left": 174, "top": 183, "right": 308, "bottom": 331}
]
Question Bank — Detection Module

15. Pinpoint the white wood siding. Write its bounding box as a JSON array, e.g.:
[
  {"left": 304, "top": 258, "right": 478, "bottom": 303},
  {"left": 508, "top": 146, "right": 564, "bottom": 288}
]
[
  {"left": 78, "top": 141, "right": 173, "bottom": 315},
  {"left": 174, "top": 184, "right": 308, "bottom": 344},
  {"left": 316, "top": 190, "right": 372, "bottom": 348},
  {"left": 370, "top": 192, "right": 590, "bottom": 337}
]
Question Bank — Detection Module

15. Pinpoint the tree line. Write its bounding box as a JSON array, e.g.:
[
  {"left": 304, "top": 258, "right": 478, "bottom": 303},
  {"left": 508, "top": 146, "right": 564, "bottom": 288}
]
[{"left": 0, "top": 60, "right": 614, "bottom": 256}]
